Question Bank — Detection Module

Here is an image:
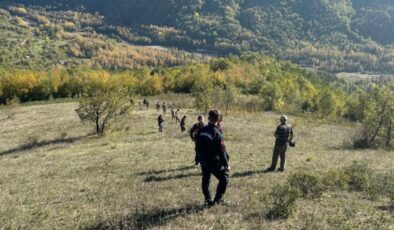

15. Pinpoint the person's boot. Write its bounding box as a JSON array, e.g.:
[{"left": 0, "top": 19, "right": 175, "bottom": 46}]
[
  {"left": 204, "top": 200, "right": 214, "bottom": 208},
  {"left": 277, "top": 168, "right": 285, "bottom": 172},
  {"left": 264, "top": 167, "right": 275, "bottom": 173}
]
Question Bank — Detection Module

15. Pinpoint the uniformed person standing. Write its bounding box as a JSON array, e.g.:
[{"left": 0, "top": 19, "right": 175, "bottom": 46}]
[
  {"left": 158, "top": 115, "right": 164, "bottom": 132},
  {"left": 162, "top": 102, "right": 167, "bottom": 114},
  {"left": 171, "top": 108, "right": 175, "bottom": 121},
  {"left": 190, "top": 115, "right": 205, "bottom": 165},
  {"left": 156, "top": 102, "right": 161, "bottom": 113},
  {"left": 265, "top": 115, "right": 294, "bottom": 172},
  {"left": 143, "top": 98, "right": 149, "bottom": 109},
  {"left": 180, "top": 115, "right": 187, "bottom": 132},
  {"left": 196, "top": 110, "right": 229, "bottom": 206}
]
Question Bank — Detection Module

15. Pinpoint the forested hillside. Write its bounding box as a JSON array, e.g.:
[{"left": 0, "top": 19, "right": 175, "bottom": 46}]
[
  {"left": 2, "top": 0, "right": 394, "bottom": 73},
  {"left": 0, "top": 6, "right": 203, "bottom": 70}
]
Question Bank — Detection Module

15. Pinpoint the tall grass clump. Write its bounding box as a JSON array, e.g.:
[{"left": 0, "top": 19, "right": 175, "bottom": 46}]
[
  {"left": 321, "top": 169, "right": 349, "bottom": 191},
  {"left": 288, "top": 172, "right": 325, "bottom": 198},
  {"left": 266, "top": 185, "right": 299, "bottom": 220}
]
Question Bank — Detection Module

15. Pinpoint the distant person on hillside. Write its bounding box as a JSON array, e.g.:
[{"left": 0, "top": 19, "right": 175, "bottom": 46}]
[
  {"left": 143, "top": 98, "right": 149, "bottom": 109},
  {"left": 171, "top": 108, "right": 175, "bottom": 121},
  {"left": 196, "top": 109, "right": 229, "bottom": 207},
  {"left": 190, "top": 115, "right": 205, "bottom": 165},
  {"left": 162, "top": 102, "right": 167, "bottom": 114},
  {"left": 265, "top": 115, "right": 294, "bottom": 172},
  {"left": 175, "top": 109, "right": 181, "bottom": 123},
  {"left": 180, "top": 115, "right": 187, "bottom": 132},
  {"left": 156, "top": 102, "right": 161, "bottom": 113},
  {"left": 158, "top": 115, "right": 165, "bottom": 132}
]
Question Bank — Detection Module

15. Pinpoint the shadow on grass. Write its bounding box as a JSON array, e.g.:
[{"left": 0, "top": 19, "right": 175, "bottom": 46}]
[
  {"left": 232, "top": 170, "right": 264, "bottom": 178},
  {"left": 0, "top": 135, "right": 88, "bottom": 156},
  {"left": 144, "top": 172, "right": 201, "bottom": 182},
  {"left": 378, "top": 205, "right": 394, "bottom": 214},
  {"left": 137, "top": 165, "right": 195, "bottom": 176},
  {"left": 323, "top": 144, "right": 355, "bottom": 151},
  {"left": 84, "top": 203, "right": 205, "bottom": 230},
  {"left": 143, "top": 131, "right": 157, "bottom": 135},
  {"left": 244, "top": 212, "right": 266, "bottom": 221}
]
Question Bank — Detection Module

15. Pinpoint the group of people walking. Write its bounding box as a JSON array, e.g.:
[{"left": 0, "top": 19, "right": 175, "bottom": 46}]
[
  {"left": 156, "top": 102, "right": 187, "bottom": 133},
  {"left": 154, "top": 101, "right": 295, "bottom": 207}
]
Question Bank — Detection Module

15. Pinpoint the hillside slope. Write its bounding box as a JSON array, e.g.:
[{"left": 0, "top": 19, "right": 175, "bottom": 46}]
[
  {"left": 3, "top": 0, "right": 394, "bottom": 73},
  {"left": 0, "top": 101, "right": 393, "bottom": 229},
  {"left": 0, "top": 7, "right": 203, "bottom": 70}
]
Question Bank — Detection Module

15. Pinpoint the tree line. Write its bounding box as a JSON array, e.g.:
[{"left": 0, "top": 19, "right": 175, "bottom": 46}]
[{"left": 1, "top": 54, "right": 393, "bottom": 147}]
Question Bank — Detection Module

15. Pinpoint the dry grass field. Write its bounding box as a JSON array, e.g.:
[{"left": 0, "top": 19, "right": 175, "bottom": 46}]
[{"left": 0, "top": 100, "right": 393, "bottom": 229}]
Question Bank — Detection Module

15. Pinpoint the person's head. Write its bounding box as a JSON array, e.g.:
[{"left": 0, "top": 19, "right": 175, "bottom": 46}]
[
  {"left": 208, "top": 109, "right": 221, "bottom": 125},
  {"left": 280, "top": 115, "right": 288, "bottom": 124},
  {"left": 159, "top": 115, "right": 162, "bottom": 118},
  {"left": 197, "top": 115, "right": 204, "bottom": 124}
]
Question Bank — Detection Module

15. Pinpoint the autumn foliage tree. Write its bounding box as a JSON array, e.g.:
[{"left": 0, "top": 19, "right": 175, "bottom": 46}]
[{"left": 75, "top": 77, "right": 133, "bottom": 135}]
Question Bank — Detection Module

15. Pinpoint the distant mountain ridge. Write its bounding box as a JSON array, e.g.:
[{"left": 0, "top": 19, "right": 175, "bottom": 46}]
[{"left": 2, "top": 0, "right": 394, "bottom": 73}]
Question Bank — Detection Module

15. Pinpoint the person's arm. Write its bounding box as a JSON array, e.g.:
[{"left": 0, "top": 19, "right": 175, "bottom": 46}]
[
  {"left": 189, "top": 125, "right": 196, "bottom": 140},
  {"left": 289, "top": 128, "right": 294, "bottom": 142}
]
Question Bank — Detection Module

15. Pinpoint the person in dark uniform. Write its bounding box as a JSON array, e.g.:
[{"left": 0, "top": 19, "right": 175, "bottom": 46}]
[
  {"left": 265, "top": 115, "right": 294, "bottom": 172},
  {"left": 158, "top": 115, "right": 164, "bottom": 132},
  {"left": 196, "top": 110, "right": 230, "bottom": 206},
  {"left": 143, "top": 98, "right": 149, "bottom": 109},
  {"left": 162, "top": 102, "right": 167, "bottom": 114},
  {"left": 171, "top": 108, "right": 175, "bottom": 121},
  {"left": 156, "top": 102, "right": 161, "bottom": 113},
  {"left": 190, "top": 115, "right": 205, "bottom": 165},
  {"left": 180, "top": 115, "right": 187, "bottom": 132}
]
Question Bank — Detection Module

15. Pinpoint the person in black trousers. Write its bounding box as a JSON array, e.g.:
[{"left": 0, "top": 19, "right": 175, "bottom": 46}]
[
  {"left": 265, "top": 115, "right": 294, "bottom": 172},
  {"left": 196, "top": 110, "right": 230, "bottom": 207},
  {"left": 158, "top": 115, "right": 164, "bottom": 132}
]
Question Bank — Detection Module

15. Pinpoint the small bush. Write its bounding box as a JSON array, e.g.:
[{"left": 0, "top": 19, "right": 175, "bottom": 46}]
[
  {"left": 266, "top": 184, "right": 299, "bottom": 220},
  {"left": 288, "top": 172, "right": 325, "bottom": 198},
  {"left": 322, "top": 169, "right": 349, "bottom": 191},
  {"left": 344, "top": 162, "right": 372, "bottom": 192},
  {"left": 364, "top": 179, "right": 381, "bottom": 200}
]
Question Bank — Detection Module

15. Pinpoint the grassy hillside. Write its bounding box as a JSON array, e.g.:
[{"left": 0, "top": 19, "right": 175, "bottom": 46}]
[
  {"left": 0, "top": 101, "right": 393, "bottom": 229},
  {"left": 3, "top": 0, "right": 394, "bottom": 73}
]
